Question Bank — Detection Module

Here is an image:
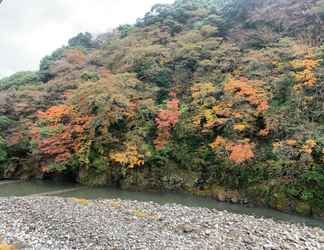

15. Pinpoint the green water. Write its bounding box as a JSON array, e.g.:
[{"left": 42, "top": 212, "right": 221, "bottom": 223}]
[{"left": 1, "top": 180, "right": 324, "bottom": 229}]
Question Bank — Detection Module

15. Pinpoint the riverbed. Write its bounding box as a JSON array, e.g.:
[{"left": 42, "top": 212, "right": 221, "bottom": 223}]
[
  {"left": 0, "top": 197, "right": 323, "bottom": 249},
  {"left": 1, "top": 180, "right": 324, "bottom": 229}
]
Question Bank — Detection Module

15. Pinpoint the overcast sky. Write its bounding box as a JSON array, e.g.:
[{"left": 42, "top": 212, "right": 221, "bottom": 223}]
[{"left": 0, "top": 0, "right": 174, "bottom": 78}]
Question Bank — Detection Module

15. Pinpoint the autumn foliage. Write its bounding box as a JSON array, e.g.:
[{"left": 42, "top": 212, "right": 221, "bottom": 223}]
[
  {"left": 110, "top": 144, "right": 144, "bottom": 168},
  {"left": 154, "top": 97, "right": 181, "bottom": 149},
  {"left": 1, "top": 0, "right": 324, "bottom": 217},
  {"left": 226, "top": 142, "right": 255, "bottom": 164},
  {"left": 224, "top": 77, "right": 269, "bottom": 113},
  {"left": 291, "top": 54, "right": 319, "bottom": 91},
  {"left": 33, "top": 104, "right": 94, "bottom": 172},
  {"left": 210, "top": 137, "right": 255, "bottom": 164}
]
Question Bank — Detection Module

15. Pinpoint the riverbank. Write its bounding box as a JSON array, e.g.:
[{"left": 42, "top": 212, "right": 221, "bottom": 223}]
[{"left": 0, "top": 197, "right": 323, "bottom": 249}]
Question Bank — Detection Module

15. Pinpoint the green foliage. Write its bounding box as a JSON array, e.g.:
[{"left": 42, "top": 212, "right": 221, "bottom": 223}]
[
  {"left": 68, "top": 32, "right": 94, "bottom": 49},
  {"left": 117, "top": 24, "right": 133, "bottom": 38},
  {"left": 80, "top": 71, "right": 100, "bottom": 81},
  {"left": 39, "top": 125, "right": 64, "bottom": 138},
  {"left": 0, "top": 71, "right": 40, "bottom": 90},
  {"left": 0, "top": 136, "right": 7, "bottom": 164},
  {"left": 0, "top": 116, "right": 13, "bottom": 128}
]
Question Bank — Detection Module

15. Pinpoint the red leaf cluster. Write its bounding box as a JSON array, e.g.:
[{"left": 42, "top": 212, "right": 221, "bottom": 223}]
[
  {"left": 33, "top": 104, "right": 94, "bottom": 171},
  {"left": 154, "top": 98, "right": 180, "bottom": 149}
]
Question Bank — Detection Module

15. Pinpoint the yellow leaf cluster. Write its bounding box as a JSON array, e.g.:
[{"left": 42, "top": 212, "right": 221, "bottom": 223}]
[
  {"left": 272, "top": 141, "right": 282, "bottom": 149},
  {"left": 291, "top": 59, "right": 319, "bottom": 70},
  {"left": 212, "top": 103, "right": 232, "bottom": 117},
  {"left": 204, "top": 109, "right": 216, "bottom": 128},
  {"left": 110, "top": 145, "right": 144, "bottom": 168},
  {"left": 233, "top": 123, "right": 248, "bottom": 132},
  {"left": 302, "top": 139, "right": 317, "bottom": 154},
  {"left": 191, "top": 82, "right": 215, "bottom": 100},
  {"left": 193, "top": 114, "right": 203, "bottom": 127},
  {"left": 291, "top": 57, "right": 319, "bottom": 90},
  {"left": 210, "top": 136, "right": 226, "bottom": 150}
]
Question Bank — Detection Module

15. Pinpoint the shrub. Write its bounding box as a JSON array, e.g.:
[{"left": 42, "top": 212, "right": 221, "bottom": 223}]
[{"left": 0, "top": 71, "right": 40, "bottom": 90}]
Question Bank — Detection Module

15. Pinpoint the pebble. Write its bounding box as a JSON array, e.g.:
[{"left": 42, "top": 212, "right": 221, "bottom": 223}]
[{"left": 0, "top": 197, "right": 323, "bottom": 249}]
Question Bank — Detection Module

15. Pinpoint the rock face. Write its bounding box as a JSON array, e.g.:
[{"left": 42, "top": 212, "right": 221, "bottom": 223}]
[{"left": 0, "top": 197, "right": 323, "bottom": 249}]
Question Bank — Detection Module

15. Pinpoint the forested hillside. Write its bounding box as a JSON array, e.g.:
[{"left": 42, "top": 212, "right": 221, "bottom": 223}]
[{"left": 0, "top": 0, "right": 324, "bottom": 217}]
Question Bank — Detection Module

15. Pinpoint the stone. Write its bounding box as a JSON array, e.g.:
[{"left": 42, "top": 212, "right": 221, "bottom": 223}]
[{"left": 178, "top": 224, "right": 196, "bottom": 233}]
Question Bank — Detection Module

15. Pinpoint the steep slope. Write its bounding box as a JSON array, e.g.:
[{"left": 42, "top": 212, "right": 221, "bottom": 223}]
[{"left": 0, "top": 0, "right": 324, "bottom": 217}]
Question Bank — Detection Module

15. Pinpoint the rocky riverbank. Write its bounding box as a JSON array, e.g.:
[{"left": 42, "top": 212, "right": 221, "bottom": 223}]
[{"left": 0, "top": 197, "right": 323, "bottom": 249}]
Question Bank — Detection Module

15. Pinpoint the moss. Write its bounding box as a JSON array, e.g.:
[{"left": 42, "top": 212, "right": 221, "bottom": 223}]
[
  {"left": 312, "top": 207, "right": 324, "bottom": 219},
  {"left": 78, "top": 168, "right": 112, "bottom": 186},
  {"left": 160, "top": 168, "right": 199, "bottom": 192},
  {"left": 191, "top": 188, "right": 213, "bottom": 197},
  {"left": 246, "top": 184, "right": 271, "bottom": 206},
  {"left": 295, "top": 201, "right": 312, "bottom": 216},
  {"left": 270, "top": 192, "right": 290, "bottom": 212},
  {"left": 120, "top": 171, "right": 151, "bottom": 190}
]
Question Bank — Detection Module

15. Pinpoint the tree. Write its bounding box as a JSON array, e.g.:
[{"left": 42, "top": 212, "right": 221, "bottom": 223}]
[
  {"left": 39, "top": 47, "right": 65, "bottom": 82},
  {"left": 154, "top": 96, "right": 181, "bottom": 149},
  {"left": 117, "top": 24, "right": 133, "bottom": 38},
  {"left": 0, "top": 71, "right": 40, "bottom": 90},
  {"left": 33, "top": 105, "right": 94, "bottom": 172},
  {"left": 210, "top": 137, "right": 255, "bottom": 164},
  {"left": 110, "top": 144, "right": 144, "bottom": 168},
  {"left": 68, "top": 32, "right": 94, "bottom": 49},
  {"left": 291, "top": 54, "right": 319, "bottom": 91}
]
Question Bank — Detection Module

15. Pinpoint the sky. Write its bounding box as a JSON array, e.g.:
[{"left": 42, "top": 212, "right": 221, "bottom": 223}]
[{"left": 0, "top": 0, "right": 174, "bottom": 78}]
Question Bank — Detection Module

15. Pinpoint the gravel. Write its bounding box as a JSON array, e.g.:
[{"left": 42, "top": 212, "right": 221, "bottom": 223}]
[{"left": 0, "top": 197, "right": 323, "bottom": 249}]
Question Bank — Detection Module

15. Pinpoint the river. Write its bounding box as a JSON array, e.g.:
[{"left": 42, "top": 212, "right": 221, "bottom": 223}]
[{"left": 1, "top": 180, "right": 323, "bottom": 229}]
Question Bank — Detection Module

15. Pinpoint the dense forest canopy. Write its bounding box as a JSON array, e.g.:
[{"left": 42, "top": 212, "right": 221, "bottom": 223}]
[{"left": 0, "top": 0, "right": 324, "bottom": 217}]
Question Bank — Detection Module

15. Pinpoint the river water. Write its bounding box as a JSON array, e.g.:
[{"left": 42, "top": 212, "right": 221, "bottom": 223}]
[{"left": 1, "top": 180, "right": 323, "bottom": 229}]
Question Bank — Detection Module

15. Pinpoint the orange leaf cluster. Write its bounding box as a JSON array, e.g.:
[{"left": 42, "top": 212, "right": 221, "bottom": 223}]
[
  {"left": 224, "top": 77, "right": 269, "bottom": 113},
  {"left": 37, "top": 105, "right": 72, "bottom": 121},
  {"left": 226, "top": 142, "right": 255, "bottom": 164},
  {"left": 209, "top": 136, "right": 226, "bottom": 150},
  {"left": 233, "top": 123, "right": 248, "bottom": 132},
  {"left": 210, "top": 137, "right": 255, "bottom": 164},
  {"left": 258, "top": 128, "right": 270, "bottom": 137},
  {"left": 33, "top": 105, "right": 94, "bottom": 171}
]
